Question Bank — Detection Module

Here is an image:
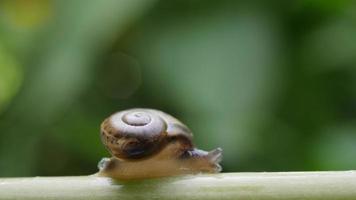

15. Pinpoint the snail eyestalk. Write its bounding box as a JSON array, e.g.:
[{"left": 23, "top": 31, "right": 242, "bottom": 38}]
[{"left": 99, "top": 108, "right": 223, "bottom": 180}]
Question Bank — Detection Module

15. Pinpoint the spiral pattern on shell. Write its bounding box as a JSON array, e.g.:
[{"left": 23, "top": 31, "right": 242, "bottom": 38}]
[{"left": 101, "top": 109, "right": 168, "bottom": 159}]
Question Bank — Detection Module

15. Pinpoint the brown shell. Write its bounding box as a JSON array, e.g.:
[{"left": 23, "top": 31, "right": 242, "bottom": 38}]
[{"left": 100, "top": 108, "right": 193, "bottom": 160}]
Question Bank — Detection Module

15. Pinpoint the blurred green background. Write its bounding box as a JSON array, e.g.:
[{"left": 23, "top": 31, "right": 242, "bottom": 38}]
[{"left": 0, "top": 0, "right": 356, "bottom": 177}]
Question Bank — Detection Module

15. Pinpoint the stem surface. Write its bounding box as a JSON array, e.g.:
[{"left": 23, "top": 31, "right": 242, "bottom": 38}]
[{"left": 1, "top": 171, "right": 356, "bottom": 200}]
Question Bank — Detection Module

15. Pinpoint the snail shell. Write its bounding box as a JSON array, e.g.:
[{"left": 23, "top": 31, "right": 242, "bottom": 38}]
[{"left": 100, "top": 109, "right": 193, "bottom": 160}]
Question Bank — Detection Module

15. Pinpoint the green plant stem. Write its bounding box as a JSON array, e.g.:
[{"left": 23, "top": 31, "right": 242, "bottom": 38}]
[{"left": 1, "top": 171, "right": 356, "bottom": 200}]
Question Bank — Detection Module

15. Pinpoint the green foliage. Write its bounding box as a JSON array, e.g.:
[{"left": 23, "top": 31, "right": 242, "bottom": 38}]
[
  {"left": 0, "top": 0, "right": 355, "bottom": 177},
  {"left": 0, "top": 45, "right": 22, "bottom": 113}
]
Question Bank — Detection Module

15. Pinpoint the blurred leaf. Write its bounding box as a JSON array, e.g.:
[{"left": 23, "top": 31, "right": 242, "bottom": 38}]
[
  {"left": 0, "top": 0, "right": 52, "bottom": 29},
  {"left": 1, "top": 0, "right": 356, "bottom": 177},
  {"left": 98, "top": 52, "right": 142, "bottom": 99},
  {"left": 0, "top": 44, "right": 23, "bottom": 113},
  {"left": 302, "top": 11, "right": 356, "bottom": 71},
  {"left": 131, "top": 5, "right": 282, "bottom": 170},
  {"left": 0, "top": 0, "right": 157, "bottom": 176},
  {"left": 311, "top": 124, "right": 356, "bottom": 170},
  {"left": 299, "top": 0, "right": 351, "bottom": 13}
]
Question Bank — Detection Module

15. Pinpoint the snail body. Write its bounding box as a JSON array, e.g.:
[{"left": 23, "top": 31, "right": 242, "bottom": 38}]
[{"left": 98, "top": 108, "right": 222, "bottom": 180}]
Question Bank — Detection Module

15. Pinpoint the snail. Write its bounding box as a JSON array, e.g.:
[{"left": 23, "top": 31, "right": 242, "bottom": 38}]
[{"left": 98, "top": 108, "right": 222, "bottom": 180}]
